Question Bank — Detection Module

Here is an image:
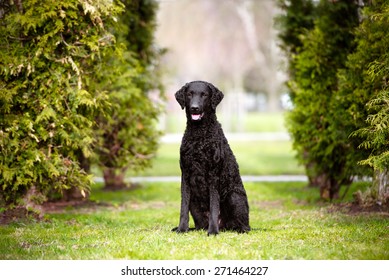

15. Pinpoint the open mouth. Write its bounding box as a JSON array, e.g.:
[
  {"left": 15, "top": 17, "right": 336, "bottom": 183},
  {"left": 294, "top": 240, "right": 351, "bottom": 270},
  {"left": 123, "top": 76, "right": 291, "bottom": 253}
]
[{"left": 191, "top": 113, "right": 204, "bottom": 121}]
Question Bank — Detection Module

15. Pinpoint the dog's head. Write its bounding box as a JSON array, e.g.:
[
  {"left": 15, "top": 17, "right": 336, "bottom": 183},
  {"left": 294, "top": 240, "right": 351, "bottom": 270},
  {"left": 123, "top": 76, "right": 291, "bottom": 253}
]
[{"left": 175, "top": 81, "right": 224, "bottom": 122}]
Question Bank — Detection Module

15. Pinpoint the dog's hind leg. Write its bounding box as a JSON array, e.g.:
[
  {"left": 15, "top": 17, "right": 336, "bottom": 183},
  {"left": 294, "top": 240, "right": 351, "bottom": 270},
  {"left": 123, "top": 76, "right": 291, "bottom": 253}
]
[
  {"left": 222, "top": 191, "right": 250, "bottom": 233},
  {"left": 189, "top": 205, "right": 208, "bottom": 230}
]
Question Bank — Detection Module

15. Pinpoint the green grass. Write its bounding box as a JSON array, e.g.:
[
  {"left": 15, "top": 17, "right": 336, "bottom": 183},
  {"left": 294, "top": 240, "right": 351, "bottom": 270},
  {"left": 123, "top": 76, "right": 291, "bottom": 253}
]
[
  {"left": 120, "top": 111, "right": 300, "bottom": 177},
  {"left": 119, "top": 112, "right": 304, "bottom": 176},
  {"left": 241, "top": 112, "right": 287, "bottom": 132},
  {"left": 2, "top": 113, "right": 387, "bottom": 260},
  {"left": 122, "top": 140, "right": 303, "bottom": 177},
  {"left": 1, "top": 181, "right": 388, "bottom": 260},
  {"left": 164, "top": 112, "right": 286, "bottom": 133},
  {"left": 231, "top": 141, "right": 302, "bottom": 175}
]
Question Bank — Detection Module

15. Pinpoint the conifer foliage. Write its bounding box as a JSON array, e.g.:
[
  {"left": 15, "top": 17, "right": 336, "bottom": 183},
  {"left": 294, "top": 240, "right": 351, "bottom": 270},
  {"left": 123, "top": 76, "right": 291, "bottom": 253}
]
[
  {"left": 0, "top": 0, "right": 162, "bottom": 207},
  {"left": 0, "top": 0, "right": 120, "bottom": 206},
  {"left": 279, "top": 0, "right": 360, "bottom": 200},
  {"left": 348, "top": 0, "right": 389, "bottom": 206},
  {"left": 94, "top": 0, "right": 163, "bottom": 190},
  {"left": 278, "top": 0, "right": 389, "bottom": 206}
]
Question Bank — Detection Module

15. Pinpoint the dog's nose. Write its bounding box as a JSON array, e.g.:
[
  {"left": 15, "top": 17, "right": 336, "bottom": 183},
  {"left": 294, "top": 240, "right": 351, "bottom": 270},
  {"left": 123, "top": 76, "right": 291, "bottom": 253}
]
[{"left": 191, "top": 105, "right": 199, "bottom": 112}]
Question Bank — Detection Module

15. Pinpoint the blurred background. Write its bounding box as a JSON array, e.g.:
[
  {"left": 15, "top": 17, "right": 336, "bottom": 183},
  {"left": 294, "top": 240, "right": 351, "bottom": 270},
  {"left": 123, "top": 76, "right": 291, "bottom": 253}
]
[
  {"left": 155, "top": 0, "right": 288, "bottom": 133},
  {"left": 4, "top": 0, "right": 384, "bottom": 193},
  {"left": 131, "top": 0, "right": 302, "bottom": 179},
  {"left": 2, "top": 0, "right": 388, "bottom": 260}
]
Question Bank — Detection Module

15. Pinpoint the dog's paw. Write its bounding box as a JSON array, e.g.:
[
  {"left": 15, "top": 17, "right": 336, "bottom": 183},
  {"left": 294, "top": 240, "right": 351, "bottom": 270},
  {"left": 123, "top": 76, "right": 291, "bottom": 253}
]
[
  {"left": 207, "top": 230, "right": 219, "bottom": 236},
  {"left": 207, "top": 225, "right": 219, "bottom": 236},
  {"left": 172, "top": 226, "right": 188, "bottom": 233}
]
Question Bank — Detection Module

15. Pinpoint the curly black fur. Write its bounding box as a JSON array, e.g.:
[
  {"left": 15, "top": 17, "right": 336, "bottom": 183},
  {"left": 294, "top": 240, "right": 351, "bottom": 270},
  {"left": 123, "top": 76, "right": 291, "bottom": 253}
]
[{"left": 172, "top": 81, "right": 250, "bottom": 235}]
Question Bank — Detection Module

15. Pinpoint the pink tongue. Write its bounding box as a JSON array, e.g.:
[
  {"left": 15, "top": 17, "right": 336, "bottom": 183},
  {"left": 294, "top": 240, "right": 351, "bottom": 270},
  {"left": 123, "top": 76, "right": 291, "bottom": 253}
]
[{"left": 191, "top": 114, "right": 201, "bottom": 120}]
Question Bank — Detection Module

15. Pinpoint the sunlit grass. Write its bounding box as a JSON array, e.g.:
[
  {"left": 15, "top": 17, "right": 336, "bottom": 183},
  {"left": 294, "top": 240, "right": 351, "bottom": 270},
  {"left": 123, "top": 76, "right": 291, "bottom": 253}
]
[
  {"left": 2, "top": 112, "right": 386, "bottom": 260},
  {"left": 122, "top": 140, "right": 303, "bottom": 177},
  {"left": 93, "top": 112, "right": 301, "bottom": 177},
  {"left": 164, "top": 112, "right": 286, "bottom": 133},
  {"left": 1, "top": 182, "right": 388, "bottom": 260}
]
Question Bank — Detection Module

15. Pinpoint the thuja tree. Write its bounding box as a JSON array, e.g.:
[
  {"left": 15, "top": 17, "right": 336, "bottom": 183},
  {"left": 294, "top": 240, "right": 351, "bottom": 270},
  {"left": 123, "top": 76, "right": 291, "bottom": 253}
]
[
  {"left": 0, "top": 0, "right": 120, "bottom": 207},
  {"left": 345, "top": 0, "right": 389, "bottom": 207},
  {"left": 285, "top": 0, "right": 360, "bottom": 200},
  {"left": 94, "top": 0, "right": 163, "bottom": 190},
  {"left": 275, "top": 0, "right": 317, "bottom": 187}
]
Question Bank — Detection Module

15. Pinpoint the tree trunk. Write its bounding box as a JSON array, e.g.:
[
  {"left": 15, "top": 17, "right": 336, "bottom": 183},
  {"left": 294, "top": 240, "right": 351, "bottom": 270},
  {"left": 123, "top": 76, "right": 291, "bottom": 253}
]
[
  {"left": 320, "top": 178, "right": 340, "bottom": 201},
  {"left": 372, "top": 169, "right": 389, "bottom": 206},
  {"left": 63, "top": 187, "right": 88, "bottom": 201},
  {"left": 103, "top": 167, "right": 128, "bottom": 191}
]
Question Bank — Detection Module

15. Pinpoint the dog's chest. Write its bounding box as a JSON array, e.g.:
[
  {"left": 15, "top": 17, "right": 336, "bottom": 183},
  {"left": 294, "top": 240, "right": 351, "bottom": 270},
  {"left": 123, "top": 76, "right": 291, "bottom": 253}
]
[
  {"left": 180, "top": 137, "right": 211, "bottom": 169},
  {"left": 180, "top": 138, "right": 213, "bottom": 200}
]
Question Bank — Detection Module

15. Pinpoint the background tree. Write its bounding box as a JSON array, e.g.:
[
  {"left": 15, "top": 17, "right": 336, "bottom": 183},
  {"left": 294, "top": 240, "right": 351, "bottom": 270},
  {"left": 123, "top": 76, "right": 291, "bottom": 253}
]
[
  {"left": 94, "top": 0, "right": 163, "bottom": 190},
  {"left": 275, "top": 0, "right": 317, "bottom": 186},
  {"left": 0, "top": 0, "right": 121, "bottom": 208},
  {"left": 275, "top": 0, "right": 316, "bottom": 97},
  {"left": 279, "top": 0, "right": 360, "bottom": 199}
]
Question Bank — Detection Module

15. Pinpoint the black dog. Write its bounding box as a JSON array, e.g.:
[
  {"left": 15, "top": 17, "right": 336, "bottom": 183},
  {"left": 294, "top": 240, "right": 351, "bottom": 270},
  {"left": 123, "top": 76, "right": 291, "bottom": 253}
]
[{"left": 173, "top": 81, "right": 250, "bottom": 235}]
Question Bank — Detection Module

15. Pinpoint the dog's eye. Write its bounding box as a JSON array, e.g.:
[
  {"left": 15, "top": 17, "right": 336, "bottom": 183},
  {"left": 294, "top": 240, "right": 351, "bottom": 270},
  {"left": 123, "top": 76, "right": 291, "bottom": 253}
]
[{"left": 203, "top": 92, "right": 209, "bottom": 97}]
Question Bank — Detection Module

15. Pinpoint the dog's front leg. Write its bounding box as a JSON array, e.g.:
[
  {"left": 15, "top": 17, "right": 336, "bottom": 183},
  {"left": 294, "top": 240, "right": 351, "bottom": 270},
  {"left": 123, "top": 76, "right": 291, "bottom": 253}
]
[
  {"left": 208, "top": 184, "right": 220, "bottom": 235},
  {"left": 175, "top": 175, "right": 190, "bottom": 233}
]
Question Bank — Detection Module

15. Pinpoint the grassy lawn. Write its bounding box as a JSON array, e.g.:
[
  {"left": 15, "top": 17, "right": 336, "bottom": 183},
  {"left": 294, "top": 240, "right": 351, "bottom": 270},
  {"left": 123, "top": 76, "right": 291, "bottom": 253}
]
[
  {"left": 240, "top": 112, "right": 287, "bottom": 132},
  {"left": 164, "top": 112, "right": 286, "bottom": 133},
  {"left": 122, "top": 140, "right": 303, "bottom": 177},
  {"left": 107, "top": 111, "right": 301, "bottom": 177},
  {"left": 1, "top": 181, "right": 388, "bottom": 260},
  {"left": 2, "top": 112, "right": 387, "bottom": 260}
]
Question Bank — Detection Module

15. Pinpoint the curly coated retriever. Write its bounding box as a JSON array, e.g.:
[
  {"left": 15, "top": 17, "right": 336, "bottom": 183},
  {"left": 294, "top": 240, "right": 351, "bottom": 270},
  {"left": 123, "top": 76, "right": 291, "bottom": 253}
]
[{"left": 172, "top": 81, "right": 250, "bottom": 235}]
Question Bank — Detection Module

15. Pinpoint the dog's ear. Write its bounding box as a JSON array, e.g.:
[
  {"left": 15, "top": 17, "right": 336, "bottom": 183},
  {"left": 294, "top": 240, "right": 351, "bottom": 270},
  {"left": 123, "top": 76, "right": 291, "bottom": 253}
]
[
  {"left": 175, "top": 84, "right": 187, "bottom": 110},
  {"left": 208, "top": 83, "right": 224, "bottom": 110}
]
